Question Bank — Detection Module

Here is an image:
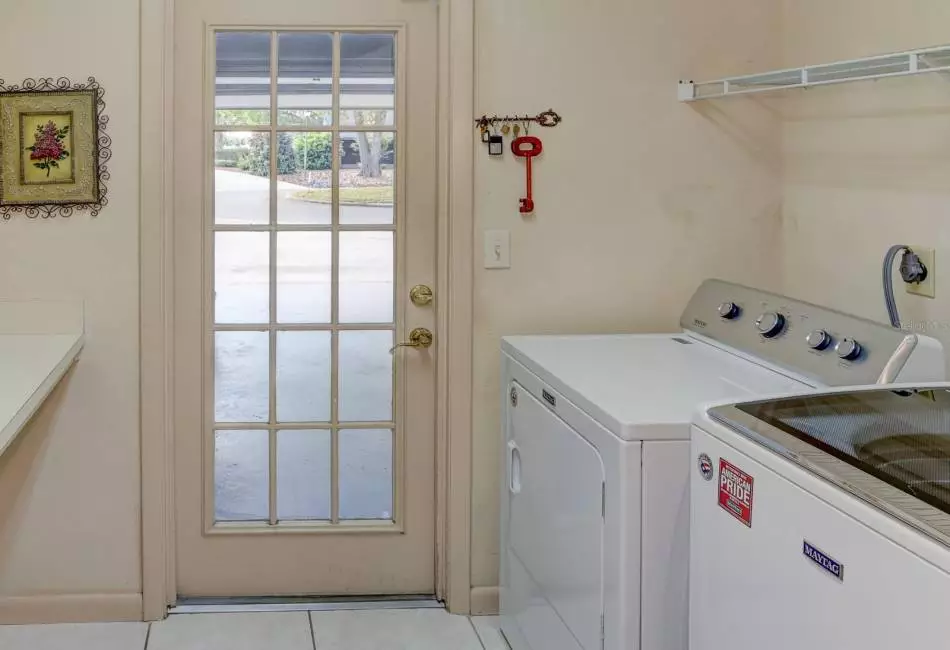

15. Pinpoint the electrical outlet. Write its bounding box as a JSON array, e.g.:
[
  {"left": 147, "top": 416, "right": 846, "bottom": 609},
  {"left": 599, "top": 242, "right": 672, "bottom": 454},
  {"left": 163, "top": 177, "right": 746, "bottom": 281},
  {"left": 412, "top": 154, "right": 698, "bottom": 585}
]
[{"left": 906, "top": 247, "right": 936, "bottom": 299}]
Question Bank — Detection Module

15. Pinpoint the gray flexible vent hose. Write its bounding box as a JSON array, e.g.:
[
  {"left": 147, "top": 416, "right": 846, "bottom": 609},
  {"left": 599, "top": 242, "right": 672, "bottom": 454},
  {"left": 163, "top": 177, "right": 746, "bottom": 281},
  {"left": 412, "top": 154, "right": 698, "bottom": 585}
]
[{"left": 883, "top": 244, "right": 910, "bottom": 328}]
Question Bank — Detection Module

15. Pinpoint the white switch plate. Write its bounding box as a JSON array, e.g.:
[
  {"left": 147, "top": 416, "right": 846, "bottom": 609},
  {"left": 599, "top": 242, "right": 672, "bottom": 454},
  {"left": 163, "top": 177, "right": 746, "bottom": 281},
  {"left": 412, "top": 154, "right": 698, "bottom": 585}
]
[
  {"left": 484, "top": 230, "right": 511, "bottom": 269},
  {"left": 906, "top": 246, "right": 936, "bottom": 299}
]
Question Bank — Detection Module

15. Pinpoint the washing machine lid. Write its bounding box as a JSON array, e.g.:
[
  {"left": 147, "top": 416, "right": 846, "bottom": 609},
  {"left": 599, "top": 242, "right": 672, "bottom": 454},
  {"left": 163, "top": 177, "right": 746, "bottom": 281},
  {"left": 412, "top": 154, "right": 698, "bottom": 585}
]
[
  {"left": 709, "top": 386, "right": 950, "bottom": 548},
  {"left": 503, "top": 334, "right": 814, "bottom": 441}
]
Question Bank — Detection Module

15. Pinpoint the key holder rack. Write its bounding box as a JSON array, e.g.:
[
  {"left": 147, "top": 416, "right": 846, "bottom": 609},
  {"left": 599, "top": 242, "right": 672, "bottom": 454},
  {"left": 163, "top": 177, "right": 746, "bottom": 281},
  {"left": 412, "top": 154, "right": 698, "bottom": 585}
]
[{"left": 475, "top": 109, "right": 563, "bottom": 131}]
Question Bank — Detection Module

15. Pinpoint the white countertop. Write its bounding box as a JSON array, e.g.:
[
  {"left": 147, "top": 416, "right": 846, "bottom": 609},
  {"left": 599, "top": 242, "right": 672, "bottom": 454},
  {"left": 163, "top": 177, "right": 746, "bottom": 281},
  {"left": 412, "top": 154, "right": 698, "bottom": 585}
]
[{"left": 0, "top": 301, "right": 84, "bottom": 459}]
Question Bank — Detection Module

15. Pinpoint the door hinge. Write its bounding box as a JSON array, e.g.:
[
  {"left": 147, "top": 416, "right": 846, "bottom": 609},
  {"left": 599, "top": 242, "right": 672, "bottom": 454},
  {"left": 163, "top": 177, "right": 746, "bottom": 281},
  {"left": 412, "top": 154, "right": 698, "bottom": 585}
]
[
  {"left": 600, "top": 613, "right": 605, "bottom": 648},
  {"left": 601, "top": 482, "right": 606, "bottom": 518}
]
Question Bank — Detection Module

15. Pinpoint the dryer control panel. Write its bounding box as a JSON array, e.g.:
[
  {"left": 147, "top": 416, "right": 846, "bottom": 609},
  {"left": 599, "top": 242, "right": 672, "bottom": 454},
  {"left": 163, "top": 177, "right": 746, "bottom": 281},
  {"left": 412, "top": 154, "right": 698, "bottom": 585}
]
[{"left": 680, "top": 279, "right": 936, "bottom": 386}]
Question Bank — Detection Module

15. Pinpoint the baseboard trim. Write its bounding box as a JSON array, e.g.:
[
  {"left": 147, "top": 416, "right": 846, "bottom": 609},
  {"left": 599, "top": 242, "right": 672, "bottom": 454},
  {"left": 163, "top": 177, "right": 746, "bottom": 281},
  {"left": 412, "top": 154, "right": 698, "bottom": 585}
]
[
  {"left": 469, "top": 586, "right": 498, "bottom": 616},
  {"left": 0, "top": 593, "right": 142, "bottom": 624}
]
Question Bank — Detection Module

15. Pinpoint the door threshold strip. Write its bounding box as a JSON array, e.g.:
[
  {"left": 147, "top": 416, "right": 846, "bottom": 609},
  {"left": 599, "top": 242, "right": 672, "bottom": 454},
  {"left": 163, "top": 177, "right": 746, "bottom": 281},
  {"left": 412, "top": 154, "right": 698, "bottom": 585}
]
[{"left": 170, "top": 595, "right": 442, "bottom": 615}]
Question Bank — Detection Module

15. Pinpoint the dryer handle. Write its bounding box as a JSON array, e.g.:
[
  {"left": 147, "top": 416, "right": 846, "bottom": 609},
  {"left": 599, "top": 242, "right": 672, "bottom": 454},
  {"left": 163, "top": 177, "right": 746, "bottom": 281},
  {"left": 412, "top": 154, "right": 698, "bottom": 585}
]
[{"left": 507, "top": 440, "right": 522, "bottom": 495}]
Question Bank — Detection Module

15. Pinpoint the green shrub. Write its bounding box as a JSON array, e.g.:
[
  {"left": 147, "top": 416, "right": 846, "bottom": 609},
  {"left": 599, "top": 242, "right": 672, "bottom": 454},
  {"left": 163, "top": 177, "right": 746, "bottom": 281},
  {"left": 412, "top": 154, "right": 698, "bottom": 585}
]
[
  {"left": 294, "top": 132, "right": 333, "bottom": 171},
  {"left": 277, "top": 133, "right": 298, "bottom": 175},
  {"left": 241, "top": 132, "right": 298, "bottom": 176}
]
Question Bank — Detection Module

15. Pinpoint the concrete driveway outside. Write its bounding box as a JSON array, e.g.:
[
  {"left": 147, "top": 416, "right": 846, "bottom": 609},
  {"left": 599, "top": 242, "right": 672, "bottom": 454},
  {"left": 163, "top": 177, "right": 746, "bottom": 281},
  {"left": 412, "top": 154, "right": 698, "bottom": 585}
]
[
  {"left": 213, "top": 168, "right": 396, "bottom": 522},
  {"left": 215, "top": 169, "right": 393, "bottom": 225}
]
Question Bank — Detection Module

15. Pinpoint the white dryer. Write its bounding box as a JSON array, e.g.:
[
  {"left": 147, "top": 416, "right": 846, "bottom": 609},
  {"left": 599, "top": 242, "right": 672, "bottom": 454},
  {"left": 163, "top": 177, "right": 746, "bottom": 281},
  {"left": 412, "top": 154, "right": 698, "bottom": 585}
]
[{"left": 499, "top": 279, "right": 945, "bottom": 650}]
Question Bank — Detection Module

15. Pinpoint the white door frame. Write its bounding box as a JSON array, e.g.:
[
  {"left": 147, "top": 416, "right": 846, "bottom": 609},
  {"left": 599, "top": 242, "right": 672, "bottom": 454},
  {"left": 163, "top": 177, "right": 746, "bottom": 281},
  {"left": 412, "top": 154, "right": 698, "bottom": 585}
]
[{"left": 139, "top": 0, "right": 474, "bottom": 620}]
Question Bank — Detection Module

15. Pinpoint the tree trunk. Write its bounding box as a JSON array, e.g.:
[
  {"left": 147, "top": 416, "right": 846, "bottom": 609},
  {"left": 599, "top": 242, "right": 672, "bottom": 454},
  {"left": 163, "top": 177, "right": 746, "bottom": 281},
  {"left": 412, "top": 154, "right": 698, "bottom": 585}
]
[
  {"left": 355, "top": 111, "right": 389, "bottom": 178},
  {"left": 357, "top": 132, "right": 383, "bottom": 178}
]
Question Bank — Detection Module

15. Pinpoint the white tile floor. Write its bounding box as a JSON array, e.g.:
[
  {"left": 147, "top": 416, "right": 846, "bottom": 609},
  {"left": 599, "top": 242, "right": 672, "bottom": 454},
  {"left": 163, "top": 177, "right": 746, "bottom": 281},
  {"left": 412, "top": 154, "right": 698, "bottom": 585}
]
[{"left": 0, "top": 610, "right": 510, "bottom": 650}]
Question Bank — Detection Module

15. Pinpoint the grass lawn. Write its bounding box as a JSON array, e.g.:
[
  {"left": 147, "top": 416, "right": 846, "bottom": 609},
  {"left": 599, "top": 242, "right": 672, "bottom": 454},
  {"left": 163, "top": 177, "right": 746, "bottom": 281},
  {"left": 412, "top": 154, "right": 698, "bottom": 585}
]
[{"left": 293, "top": 186, "right": 394, "bottom": 206}]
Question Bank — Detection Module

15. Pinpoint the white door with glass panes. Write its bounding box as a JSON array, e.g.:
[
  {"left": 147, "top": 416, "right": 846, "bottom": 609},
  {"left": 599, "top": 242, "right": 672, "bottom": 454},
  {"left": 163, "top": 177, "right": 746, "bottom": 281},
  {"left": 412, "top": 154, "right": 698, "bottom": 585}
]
[{"left": 173, "top": 0, "right": 438, "bottom": 597}]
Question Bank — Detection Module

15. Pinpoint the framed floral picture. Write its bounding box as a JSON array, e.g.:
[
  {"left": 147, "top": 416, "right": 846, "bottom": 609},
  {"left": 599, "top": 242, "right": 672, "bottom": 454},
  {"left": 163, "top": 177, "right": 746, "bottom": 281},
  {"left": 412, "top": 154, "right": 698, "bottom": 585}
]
[{"left": 0, "top": 77, "right": 111, "bottom": 219}]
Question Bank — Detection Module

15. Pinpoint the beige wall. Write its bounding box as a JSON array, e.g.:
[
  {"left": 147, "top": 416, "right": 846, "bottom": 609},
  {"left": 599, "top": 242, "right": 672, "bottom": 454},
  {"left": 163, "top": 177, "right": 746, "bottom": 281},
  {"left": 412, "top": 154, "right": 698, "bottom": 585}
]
[
  {"left": 0, "top": 0, "right": 809, "bottom": 617},
  {"left": 0, "top": 0, "right": 141, "bottom": 618},
  {"left": 470, "top": 0, "right": 785, "bottom": 593},
  {"left": 781, "top": 2, "right": 950, "bottom": 362}
]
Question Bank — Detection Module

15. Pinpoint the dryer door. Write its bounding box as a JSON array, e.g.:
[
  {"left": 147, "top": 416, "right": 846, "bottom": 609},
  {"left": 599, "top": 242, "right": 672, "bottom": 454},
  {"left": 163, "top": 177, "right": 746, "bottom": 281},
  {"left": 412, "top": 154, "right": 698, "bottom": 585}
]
[{"left": 504, "top": 381, "right": 605, "bottom": 650}]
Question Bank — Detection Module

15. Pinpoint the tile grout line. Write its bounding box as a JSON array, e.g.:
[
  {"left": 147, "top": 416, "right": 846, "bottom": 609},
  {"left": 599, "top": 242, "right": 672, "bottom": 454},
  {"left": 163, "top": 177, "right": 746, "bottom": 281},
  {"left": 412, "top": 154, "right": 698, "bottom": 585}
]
[
  {"left": 467, "top": 617, "right": 488, "bottom": 650},
  {"left": 143, "top": 622, "right": 153, "bottom": 650},
  {"left": 308, "top": 610, "right": 318, "bottom": 650}
]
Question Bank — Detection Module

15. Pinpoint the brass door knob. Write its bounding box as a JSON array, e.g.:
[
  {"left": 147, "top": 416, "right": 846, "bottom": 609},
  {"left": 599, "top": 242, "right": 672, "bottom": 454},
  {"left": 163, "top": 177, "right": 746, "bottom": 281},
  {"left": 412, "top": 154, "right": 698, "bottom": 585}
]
[
  {"left": 410, "top": 285, "right": 434, "bottom": 306},
  {"left": 390, "top": 327, "right": 434, "bottom": 353}
]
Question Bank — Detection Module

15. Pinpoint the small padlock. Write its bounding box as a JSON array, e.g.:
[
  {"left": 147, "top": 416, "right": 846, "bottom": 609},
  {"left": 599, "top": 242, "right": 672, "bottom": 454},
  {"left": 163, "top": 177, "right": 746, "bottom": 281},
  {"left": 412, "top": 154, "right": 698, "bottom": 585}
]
[{"left": 488, "top": 134, "right": 504, "bottom": 156}]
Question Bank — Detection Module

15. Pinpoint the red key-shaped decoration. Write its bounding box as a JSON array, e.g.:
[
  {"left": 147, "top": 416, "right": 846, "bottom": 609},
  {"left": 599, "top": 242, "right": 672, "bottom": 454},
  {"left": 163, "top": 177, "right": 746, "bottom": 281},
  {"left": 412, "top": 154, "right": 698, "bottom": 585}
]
[{"left": 511, "top": 135, "right": 543, "bottom": 214}]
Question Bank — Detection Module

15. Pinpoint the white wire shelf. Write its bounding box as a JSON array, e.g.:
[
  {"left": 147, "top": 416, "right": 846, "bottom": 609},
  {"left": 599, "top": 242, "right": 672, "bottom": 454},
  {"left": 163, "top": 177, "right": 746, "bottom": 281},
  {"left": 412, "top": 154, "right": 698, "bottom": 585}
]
[{"left": 678, "top": 45, "right": 950, "bottom": 102}]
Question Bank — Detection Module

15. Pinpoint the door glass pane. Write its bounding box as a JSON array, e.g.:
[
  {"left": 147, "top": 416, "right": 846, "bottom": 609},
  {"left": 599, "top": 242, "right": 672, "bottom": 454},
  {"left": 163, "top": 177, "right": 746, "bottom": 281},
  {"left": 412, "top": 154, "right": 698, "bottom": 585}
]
[
  {"left": 215, "top": 32, "right": 271, "bottom": 127},
  {"left": 277, "top": 429, "right": 331, "bottom": 521},
  {"left": 278, "top": 32, "right": 333, "bottom": 127},
  {"left": 339, "top": 231, "right": 394, "bottom": 323},
  {"left": 277, "top": 132, "right": 333, "bottom": 225},
  {"left": 340, "top": 33, "right": 395, "bottom": 127},
  {"left": 215, "top": 132, "right": 270, "bottom": 225},
  {"left": 277, "top": 331, "right": 331, "bottom": 422},
  {"left": 215, "top": 331, "right": 269, "bottom": 422},
  {"left": 338, "top": 330, "right": 393, "bottom": 422},
  {"left": 339, "top": 429, "right": 393, "bottom": 520},
  {"left": 215, "top": 430, "right": 269, "bottom": 522},
  {"left": 277, "top": 231, "right": 332, "bottom": 323},
  {"left": 339, "top": 133, "right": 395, "bottom": 225},
  {"left": 209, "top": 30, "right": 408, "bottom": 530},
  {"left": 215, "top": 232, "right": 269, "bottom": 324}
]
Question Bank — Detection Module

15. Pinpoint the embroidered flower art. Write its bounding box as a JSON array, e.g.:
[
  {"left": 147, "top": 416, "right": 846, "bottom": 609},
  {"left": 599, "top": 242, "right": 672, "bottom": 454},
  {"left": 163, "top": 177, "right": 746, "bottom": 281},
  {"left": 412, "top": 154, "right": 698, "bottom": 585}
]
[{"left": 26, "top": 120, "right": 70, "bottom": 178}]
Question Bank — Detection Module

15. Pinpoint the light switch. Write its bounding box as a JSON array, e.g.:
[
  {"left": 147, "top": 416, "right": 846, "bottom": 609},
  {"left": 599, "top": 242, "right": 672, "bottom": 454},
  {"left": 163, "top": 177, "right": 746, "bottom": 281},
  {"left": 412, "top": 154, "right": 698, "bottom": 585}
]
[{"left": 484, "top": 230, "right": 511, "bottom": 269}]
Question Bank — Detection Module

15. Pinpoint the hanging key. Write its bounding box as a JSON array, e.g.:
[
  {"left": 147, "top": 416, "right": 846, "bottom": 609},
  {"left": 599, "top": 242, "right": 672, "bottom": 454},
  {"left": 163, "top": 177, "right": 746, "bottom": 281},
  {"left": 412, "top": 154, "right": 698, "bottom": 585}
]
[{"left": 511, "top": 135, "right": 543, "bottom": 214}]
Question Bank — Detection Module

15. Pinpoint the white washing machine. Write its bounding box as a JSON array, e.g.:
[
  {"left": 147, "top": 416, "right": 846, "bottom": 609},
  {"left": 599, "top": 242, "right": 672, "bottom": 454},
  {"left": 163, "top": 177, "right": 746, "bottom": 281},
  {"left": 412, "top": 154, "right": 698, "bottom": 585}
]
[
  {"left": 499, "top": 279, "right": 945, "bottom": 650},
  {"left": 691, "top": 384, "right": 950, "bottom": 650}
]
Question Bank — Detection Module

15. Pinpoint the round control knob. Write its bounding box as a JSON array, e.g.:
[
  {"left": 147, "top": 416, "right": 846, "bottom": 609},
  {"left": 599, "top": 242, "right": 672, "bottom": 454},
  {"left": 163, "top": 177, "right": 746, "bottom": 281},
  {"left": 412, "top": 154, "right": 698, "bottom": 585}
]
[
  {"left": 718, "top": 302, "right": 741, "bottom": 320},
  {"left": 806, "top": 329, "right": 832, "bottom": 351},
  {"left": 755, "top": 312, "right": 786, "bottom": 338},
  {"left": 836, "top": 338, "right": 862, "bottom": 361}
]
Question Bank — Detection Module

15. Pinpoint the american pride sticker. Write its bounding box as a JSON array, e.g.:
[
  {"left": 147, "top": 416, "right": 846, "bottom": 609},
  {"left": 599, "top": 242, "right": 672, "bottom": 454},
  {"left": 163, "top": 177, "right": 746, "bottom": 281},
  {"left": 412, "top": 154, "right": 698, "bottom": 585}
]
[{"left": 718, "top": 459, "right": 754, "bottom": 527}]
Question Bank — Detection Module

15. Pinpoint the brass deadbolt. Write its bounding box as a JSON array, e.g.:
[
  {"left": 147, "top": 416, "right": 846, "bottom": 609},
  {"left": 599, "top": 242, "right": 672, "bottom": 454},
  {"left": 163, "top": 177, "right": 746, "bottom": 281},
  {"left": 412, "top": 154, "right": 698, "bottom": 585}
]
[{"left": 410, "top": 285, "right": 434, "bottom": 306}]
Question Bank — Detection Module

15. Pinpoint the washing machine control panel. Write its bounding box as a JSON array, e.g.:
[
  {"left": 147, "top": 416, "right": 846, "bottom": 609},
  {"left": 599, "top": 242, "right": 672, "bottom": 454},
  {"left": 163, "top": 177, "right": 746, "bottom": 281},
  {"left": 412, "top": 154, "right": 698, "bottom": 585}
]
[{"left": 681, "top": 279, "right": 922, "bottom": 386}]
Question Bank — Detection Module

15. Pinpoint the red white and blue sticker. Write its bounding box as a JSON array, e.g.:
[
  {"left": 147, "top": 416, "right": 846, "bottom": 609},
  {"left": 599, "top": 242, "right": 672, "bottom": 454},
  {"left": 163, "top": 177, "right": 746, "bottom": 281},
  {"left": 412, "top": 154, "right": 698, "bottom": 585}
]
[
  {"left": 718, "top": 459, "right": 754, "bottom": 527},
  {"left": 698, "top": 453, "right": 714, "bottom": 481}
]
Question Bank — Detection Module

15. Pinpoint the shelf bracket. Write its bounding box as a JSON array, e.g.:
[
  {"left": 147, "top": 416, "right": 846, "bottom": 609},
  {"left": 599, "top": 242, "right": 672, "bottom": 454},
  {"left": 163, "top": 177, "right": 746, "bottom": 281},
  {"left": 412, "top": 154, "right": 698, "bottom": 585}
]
[{"left": 677, "top": 81, "right": 695, "bottom": 102}]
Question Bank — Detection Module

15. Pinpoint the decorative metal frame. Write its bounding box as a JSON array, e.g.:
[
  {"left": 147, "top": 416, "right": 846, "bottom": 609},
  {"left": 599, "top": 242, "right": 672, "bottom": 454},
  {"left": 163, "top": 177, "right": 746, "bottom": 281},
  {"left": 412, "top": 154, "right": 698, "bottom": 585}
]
[{"left": 0, "top": 77, "right": 111, "bottom": 219}]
